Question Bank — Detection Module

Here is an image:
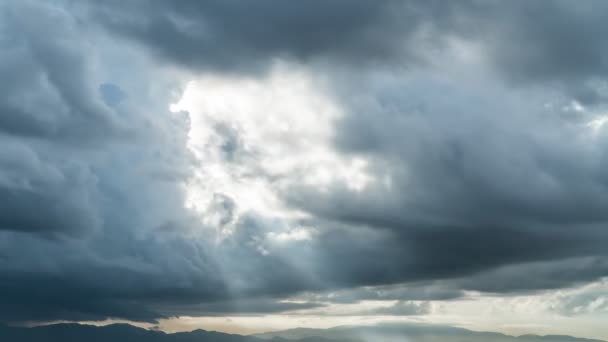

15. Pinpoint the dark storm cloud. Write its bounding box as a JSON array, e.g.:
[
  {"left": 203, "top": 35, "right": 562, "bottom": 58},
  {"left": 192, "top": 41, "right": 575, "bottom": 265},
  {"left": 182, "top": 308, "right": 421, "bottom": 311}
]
[
  {"left": 298, "top": 257, "right": 608, "bottom": 306},
  {"left": 469, "top": 1, "right": 608, "bottom": 105},
  {"left": 469, "top": 1, "right": 608, "bottom": 102},
  {"left": 0, "top": 138, "right": 101, "bottom": 235},
  {"left": 0, "top": 1, "right": 124, "bottom": 141},
  {"left": 2, "top": 0, "right": 608, "bottom": 324},
  {"left": 301, "top": 223, "right": 608, "bottom": 294},
  {"left": 0, "top": 226, "right": 227, "bottom": 322},
  {"left": 87, "top": 0, "right": 463, "bottom": 73},
  {"left": 88, "top": 0, "right": 608, "bottom": 296},
  {"left": 0, "top": 0, "right": 223, "bottom": 322},
  {"left": 282, "top": 61, "right": 608, "bottom": 292},
  {"left": 89, "top": 0, "right": 608, "bottom": 103},
  {"left": 453, "top": 257, "right": 608, "bottom": 294},
  {"left": 0, "top": 1, "right": 108, "bottom": 235}
]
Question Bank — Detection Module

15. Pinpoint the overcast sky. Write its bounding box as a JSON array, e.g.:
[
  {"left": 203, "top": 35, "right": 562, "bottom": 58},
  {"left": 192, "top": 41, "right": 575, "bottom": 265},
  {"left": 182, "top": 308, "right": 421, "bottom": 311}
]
[{"left": 1, "top": 0, "right": 608, "bottom": 340}]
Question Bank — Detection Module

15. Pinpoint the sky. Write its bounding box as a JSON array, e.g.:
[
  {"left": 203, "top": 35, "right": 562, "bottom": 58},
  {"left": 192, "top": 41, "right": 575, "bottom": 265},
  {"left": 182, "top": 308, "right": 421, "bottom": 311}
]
[{"left": 1, "top": 0, "right": 608, "bottom": 340}]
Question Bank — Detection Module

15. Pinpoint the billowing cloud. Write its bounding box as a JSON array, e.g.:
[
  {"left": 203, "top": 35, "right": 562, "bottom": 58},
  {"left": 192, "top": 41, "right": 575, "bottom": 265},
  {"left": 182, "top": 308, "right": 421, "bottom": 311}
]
[
  {"left": 0, "top": 0, "right": 607, "bottom": 332},
  {"left": 89, "top": 0, "right": 454, "bottom": 73}
]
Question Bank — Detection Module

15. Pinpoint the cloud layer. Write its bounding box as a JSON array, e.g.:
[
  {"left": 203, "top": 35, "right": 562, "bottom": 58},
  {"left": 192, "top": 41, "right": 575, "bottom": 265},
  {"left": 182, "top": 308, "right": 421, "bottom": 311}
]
[{"left": 0, "top": 0, "right": 607, "bottom": 328}]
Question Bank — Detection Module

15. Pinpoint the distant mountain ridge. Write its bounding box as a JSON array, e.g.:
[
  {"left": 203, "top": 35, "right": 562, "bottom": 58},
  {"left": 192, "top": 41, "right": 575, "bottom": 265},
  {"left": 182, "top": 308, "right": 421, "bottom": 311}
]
[
  {"left": 0, "top": 323, "right": 355, "bottom": 342},
  {"left": 0, "top": 322, "right": 603, "bottom": 342},
  {"left": 0, "top": 323, "right": 255, "bottom": 342},
  {"left": 254, "top": 323, "right": 606, "bottom": 342}
]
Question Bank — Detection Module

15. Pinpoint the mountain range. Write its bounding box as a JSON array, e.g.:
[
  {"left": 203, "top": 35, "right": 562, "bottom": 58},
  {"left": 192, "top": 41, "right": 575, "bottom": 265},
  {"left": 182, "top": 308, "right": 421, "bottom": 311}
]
[{"left": 0, "top": 322, "right": 603, "bottom": 342}]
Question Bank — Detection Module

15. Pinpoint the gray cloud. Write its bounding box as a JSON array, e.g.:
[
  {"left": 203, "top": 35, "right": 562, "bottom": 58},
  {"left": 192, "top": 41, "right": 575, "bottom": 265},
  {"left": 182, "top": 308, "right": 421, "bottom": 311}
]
[
  {"left": 2, "top": 0, "right": 608, "bottom": 325},
  {"left": 298, "top": 283, "right": 464, "bottom": 304},
  {"left": 551, "top": 280, "right": 608, "bottom": 317},
  {"left": 0, "top": 0, "right": 219, "bottom": 321},
  {"left": 158, "top": 298, "right": 325, "bottom": 317},
  {"left": 468, "top": 1, "right": 608, "bottom": 104},
  {"left": 454, "top": 257, "right": 608, "bottom": 294},
  {"left": 366, "top": 301, "right": 430, "bottom": 316},
  {"left": 87, "top": 0, "right": 608, "bottom": 105},
  {"left": 0, "top": 1, "right": 125, "bottom": 141},
  {"left": 0, "top": 138, "right": 101, "bottom": 235},
  {"left": 283, "top": 65, "right": 608, "bottom": 291},
  {"left": 89, "top": 0, "right": 450, "bottom": 73}
]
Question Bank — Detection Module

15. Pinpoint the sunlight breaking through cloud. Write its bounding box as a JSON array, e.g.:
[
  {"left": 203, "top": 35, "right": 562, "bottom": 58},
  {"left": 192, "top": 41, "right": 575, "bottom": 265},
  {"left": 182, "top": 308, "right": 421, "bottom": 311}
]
[{"left": 171, "top": 63, "right": 375, "bottom": 237}]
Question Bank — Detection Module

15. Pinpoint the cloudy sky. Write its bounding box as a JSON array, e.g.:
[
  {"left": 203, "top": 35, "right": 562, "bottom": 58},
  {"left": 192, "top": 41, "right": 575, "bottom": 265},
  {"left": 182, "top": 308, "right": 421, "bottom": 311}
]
[{"left": 1, "top": 0, "right": 608, "bottom": 340}]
